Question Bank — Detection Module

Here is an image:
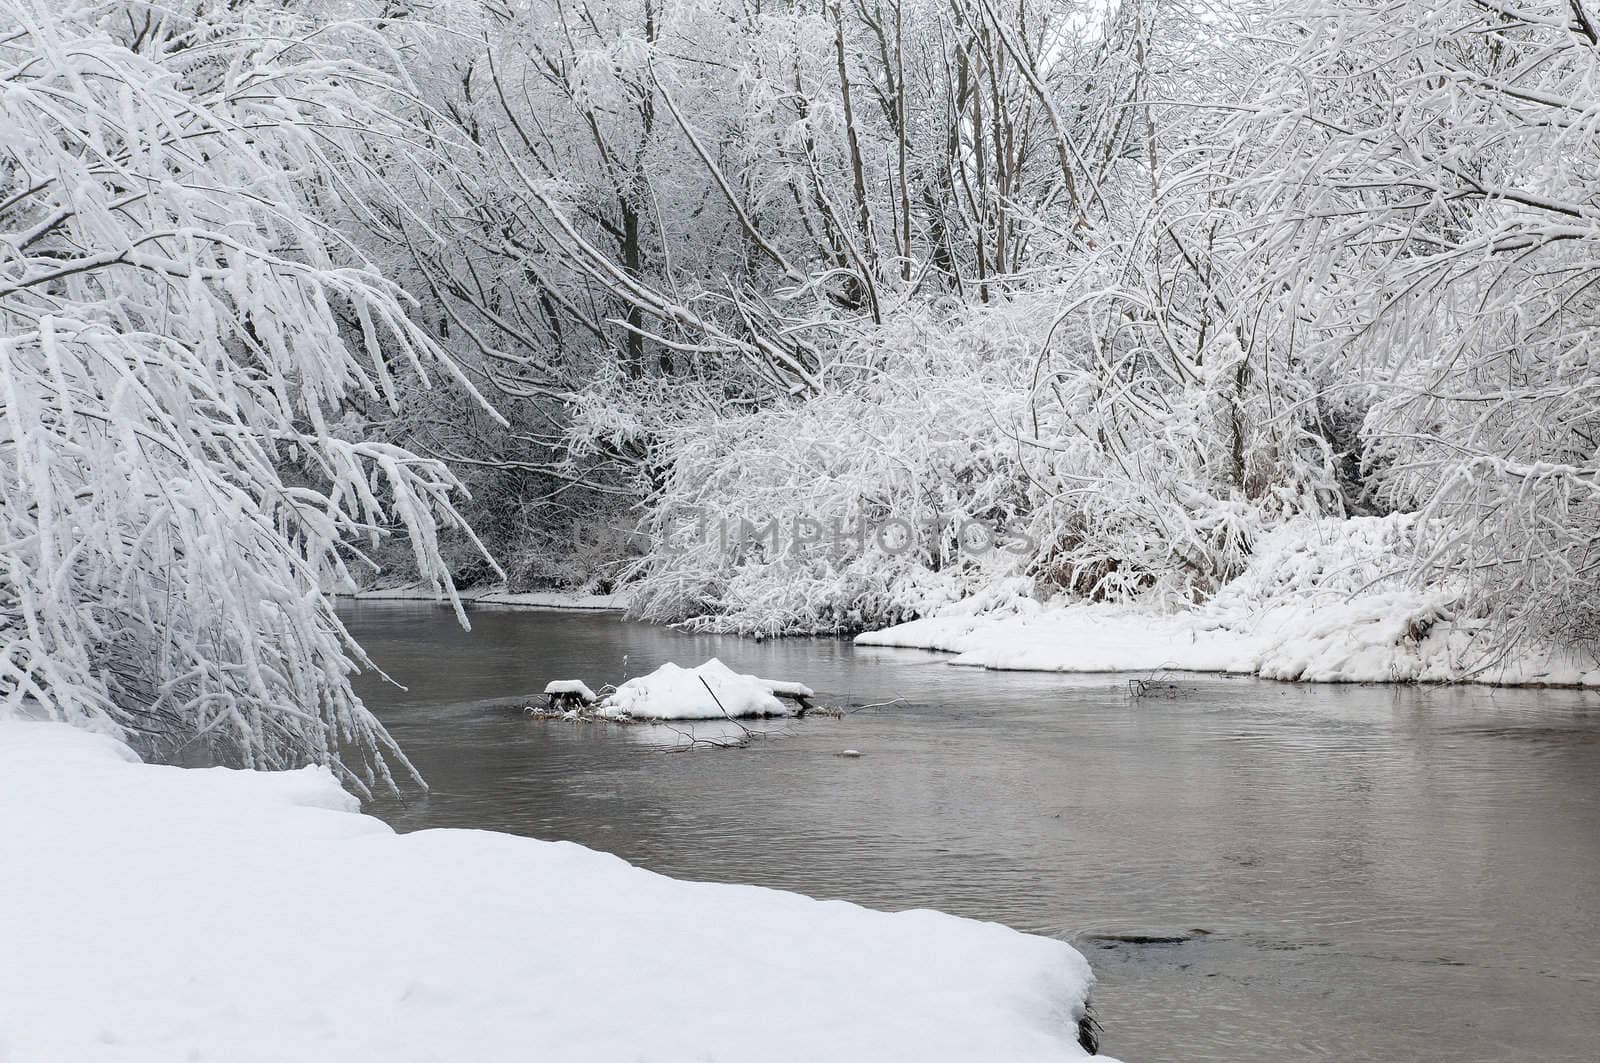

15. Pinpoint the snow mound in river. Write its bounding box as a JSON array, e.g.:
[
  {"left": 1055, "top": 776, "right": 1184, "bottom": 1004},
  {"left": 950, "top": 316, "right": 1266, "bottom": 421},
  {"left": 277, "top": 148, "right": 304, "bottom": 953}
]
[
  {"left": 0, "top": 722, "right": 1104, "bottom": 1062},
  {"left": 598, "top": 658, "right": 795, "bottom": 719}
]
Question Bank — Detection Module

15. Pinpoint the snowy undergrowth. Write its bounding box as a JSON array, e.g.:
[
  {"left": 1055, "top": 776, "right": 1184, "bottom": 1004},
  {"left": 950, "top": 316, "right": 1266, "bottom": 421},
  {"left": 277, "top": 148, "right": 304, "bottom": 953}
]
[
  {"left": 618, "top": 309, "right": 1043, "bottom": 636},
  {"left": 621, "top": 297, "right": 1334, "bottom": 637},
  {"left": 0, "top": 722, "right": 1105, "bottom": 1063}
]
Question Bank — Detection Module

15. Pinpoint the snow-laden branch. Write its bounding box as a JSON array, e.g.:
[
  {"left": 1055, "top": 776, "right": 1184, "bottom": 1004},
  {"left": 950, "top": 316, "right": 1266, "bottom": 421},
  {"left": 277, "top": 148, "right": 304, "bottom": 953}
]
[{"left": 0, "top": 0, "right": 500, "bottom": 791}]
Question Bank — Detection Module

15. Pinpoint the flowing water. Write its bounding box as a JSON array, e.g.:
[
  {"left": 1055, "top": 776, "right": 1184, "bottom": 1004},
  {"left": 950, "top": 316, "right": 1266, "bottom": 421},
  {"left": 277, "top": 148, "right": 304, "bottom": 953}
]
[{"left": 346, "top": 601, "right": 1600, "bottom": 1062}]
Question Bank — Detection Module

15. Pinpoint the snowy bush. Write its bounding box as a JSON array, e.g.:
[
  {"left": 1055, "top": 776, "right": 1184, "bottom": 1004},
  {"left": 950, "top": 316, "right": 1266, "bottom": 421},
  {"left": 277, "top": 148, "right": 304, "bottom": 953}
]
[
  {"left": 623, "top": 276, "right": 1340, "bottom": 634},
  {"left": 621, "top": 305, "right": 1042, "bottom": 634}
]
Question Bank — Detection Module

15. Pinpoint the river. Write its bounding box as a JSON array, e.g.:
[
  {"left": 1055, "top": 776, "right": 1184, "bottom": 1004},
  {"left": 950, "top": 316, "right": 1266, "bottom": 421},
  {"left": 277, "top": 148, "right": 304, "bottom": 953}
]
[{"left": 345, "top": 601, "right": 1600, "bottom": 1062}]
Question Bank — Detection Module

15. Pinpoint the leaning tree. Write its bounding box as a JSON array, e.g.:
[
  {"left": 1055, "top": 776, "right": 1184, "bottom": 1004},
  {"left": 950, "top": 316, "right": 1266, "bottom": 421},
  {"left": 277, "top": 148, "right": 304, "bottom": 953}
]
[{"left": 0, "top": 0, "right": 499, "bottom": 791}]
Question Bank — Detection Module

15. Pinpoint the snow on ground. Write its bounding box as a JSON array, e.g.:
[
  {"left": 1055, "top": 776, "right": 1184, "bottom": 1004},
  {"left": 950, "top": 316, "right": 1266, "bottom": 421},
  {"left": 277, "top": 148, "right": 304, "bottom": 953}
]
[
  {"left": 342, "top": 583, "right": 629, "bottom": 611},
  {"left": 597, "top": 658, "right": 797, "bottom": 719},
  {"left": 859, "top": 515, "right": 1600, "bottom": 687},
  {"left": 0, "top": 722, "right": 1103, "bottom": 1063}
]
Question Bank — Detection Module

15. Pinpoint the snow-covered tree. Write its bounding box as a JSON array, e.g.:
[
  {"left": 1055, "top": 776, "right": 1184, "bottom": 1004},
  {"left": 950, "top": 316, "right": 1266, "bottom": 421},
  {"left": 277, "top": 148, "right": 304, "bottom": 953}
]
[
  {"left": 604, "top": 0, "right": 1344, "bottom": 633},
  {"left": 1241, "top": 0, "right": 1600, "bottom": 650},
  {"left": 0, "top": 0, "right": 498, "bottom": 790}
]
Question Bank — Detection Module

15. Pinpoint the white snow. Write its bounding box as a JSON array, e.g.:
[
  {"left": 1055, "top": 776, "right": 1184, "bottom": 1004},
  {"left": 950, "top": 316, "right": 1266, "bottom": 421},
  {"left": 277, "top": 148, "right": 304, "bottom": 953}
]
[
  {"left": 761, "top": 678, "right": 816, "bottom": 698},
  {"left": 343, "top": 583, "right": 630, "bottom": 611},
  {"left": 0, "top": 722, "right": 1104, "bottom": 1063},
  {"left": 859, "top": 516, "right": 1600, "bottom": 687},
  {"left": 543, "top": 679, "right": 597, "bottom": 701},
  {"left": 597, "top": 658, "right": 796, "bottom": 719}
]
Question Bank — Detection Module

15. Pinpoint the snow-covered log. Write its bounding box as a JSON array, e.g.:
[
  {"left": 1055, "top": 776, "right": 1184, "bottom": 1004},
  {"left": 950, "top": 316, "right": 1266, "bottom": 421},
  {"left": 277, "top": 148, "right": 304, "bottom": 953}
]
[{"left": 542, "top": 680, "right": 598, "bottom": 709}]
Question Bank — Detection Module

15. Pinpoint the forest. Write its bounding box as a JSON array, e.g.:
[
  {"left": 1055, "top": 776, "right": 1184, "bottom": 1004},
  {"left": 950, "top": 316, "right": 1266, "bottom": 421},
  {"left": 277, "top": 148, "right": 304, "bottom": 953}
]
[{"left": 3, "top": 0, "right": 1599, "bottom": 781}]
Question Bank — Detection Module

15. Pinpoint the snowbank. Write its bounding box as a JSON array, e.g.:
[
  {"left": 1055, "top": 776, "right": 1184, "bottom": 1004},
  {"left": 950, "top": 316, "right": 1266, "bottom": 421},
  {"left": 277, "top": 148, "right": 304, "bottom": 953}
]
[
  {"left": 0, "top": 722, "right": 1103, "bottom": 1063},
  {"left": 860, "top": 516, "right": 1600, "bottom": 687},
  {"left": 342, "top": 582, "right": 629, "bottom": 611},
  {"left": 597, "top": 658, "right": 797, "bottom": 719}
]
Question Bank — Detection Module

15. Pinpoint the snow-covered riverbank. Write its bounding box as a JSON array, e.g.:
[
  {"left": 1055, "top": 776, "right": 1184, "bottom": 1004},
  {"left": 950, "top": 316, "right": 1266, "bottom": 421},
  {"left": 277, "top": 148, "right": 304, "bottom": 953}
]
[
  {"left": 341, "top": 583, "right": 629, "bottom": 611},
  {"left": 0, "top": 723, "right": 1105, "bottom": 1062},
  {"left": 859, "top": 517, "right": 1600, "bottom": 687}
]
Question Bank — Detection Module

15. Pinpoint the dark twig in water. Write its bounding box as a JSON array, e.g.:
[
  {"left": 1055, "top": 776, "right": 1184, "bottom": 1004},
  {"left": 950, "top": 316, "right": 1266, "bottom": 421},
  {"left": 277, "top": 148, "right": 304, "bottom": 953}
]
[
  {"left": 643, "top": 679, "right": 799, "bottom": 753},
  {"left": 652, "top": 721, "right": 753, "bottom": 751},
  {"left": 700, "top": 676, "right": 756, "bottom": 741},
  {"left": 1076, "top": 1000, "right": 1102, "bottom": 1055},
  {"left": 844, "top": 695, "right": 908, "bottom": 715},
  {"left": 1126, "top": 670, "right": 1185, "bottom": 700}
]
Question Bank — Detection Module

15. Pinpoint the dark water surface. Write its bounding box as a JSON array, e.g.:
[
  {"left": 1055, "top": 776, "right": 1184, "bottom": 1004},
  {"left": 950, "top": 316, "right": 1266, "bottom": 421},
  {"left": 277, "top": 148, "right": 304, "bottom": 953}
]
[{"left": 346, "top": 602, "right": 1600, "bottom": 1062}]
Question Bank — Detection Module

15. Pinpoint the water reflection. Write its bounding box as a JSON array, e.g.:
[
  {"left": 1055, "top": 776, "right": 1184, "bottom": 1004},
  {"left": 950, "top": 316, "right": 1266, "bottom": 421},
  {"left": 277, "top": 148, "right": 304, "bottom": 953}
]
[{"left": 346, "top": 602, "right": 1600, "bottom": 1063}]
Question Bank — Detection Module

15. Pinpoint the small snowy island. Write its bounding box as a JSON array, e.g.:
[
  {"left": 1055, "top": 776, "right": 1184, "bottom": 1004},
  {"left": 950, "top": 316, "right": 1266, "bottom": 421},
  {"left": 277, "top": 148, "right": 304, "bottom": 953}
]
[
  {"left": 552, "top": 658, "right": 816, "bottom": 720},
  {"left": 0, "top": 723, "right": 1105, "bottom": 1062}
]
